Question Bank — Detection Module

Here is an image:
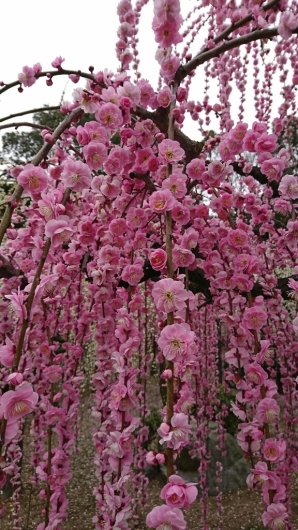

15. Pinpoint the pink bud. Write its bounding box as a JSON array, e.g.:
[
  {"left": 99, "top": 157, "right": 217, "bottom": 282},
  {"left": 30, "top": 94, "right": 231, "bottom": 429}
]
[
  {"left": 161, "top": 369, "right": 173, "bottom": 380},
  {"left": 156, "top": 453, "right": 165, "bottom": 465},
  {"left": 7, "top": 372, "right": 23, "bottom": 386}
]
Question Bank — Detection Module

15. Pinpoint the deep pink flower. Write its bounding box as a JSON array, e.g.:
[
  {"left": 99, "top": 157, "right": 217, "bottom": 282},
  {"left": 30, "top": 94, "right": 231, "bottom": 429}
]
[
  {"left": 96, "top": 102, "right": 123, "bottom": 130},
  {"left": 146, "top": 504, "right": 186, "bottom": 530},
  {"left": 162, "top": 172, "right": 187, "bottom": 199},
  {"left": 0, "top": 336, "right": 15, "bottom": 368},
  {"left": 83, "top": 141, "right": 108, "bottom": 170},
  {"left": 17, "top": 164, "right": 48, "bottom": 196},
  {"left": 61, "top": 159, "right": 91, "bottom": 191},
  {"left": 158, "top": 139, "right": 185, "bottom": 164},
  {"left": 1, "top": 383, "right": 38, "bottom": 420},
  {"left": 160, "top": 475, "right": 197, "bottom": 509},
  {"left": 152, "top": 278, "right": 188, "bottom": 313},
  {"left": 149, "top": 249, "right": 167, "bottom": 271},
  {"left": 121, "top": 264, "right": 144, "bottom": 286},
  {"left": 149, "top": 189, "right": 176, "bottom": 213},
  {"left": 242, "top": 306, "right": 267, "bottom": 330},
  {"left": 262, "top": 503, "right": 288, "bottom": 529}
]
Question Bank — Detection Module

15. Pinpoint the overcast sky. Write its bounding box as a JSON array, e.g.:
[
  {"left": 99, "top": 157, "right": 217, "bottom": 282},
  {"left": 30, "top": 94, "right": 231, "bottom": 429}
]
[{"left": 0, "top": 0, "right": 292, "bottom": 142}]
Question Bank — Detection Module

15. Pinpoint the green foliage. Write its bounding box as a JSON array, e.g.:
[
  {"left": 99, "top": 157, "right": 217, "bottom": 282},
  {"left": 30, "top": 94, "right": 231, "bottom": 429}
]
[{"left": 0, "top": 107, "right": 62, "bottom": 165}]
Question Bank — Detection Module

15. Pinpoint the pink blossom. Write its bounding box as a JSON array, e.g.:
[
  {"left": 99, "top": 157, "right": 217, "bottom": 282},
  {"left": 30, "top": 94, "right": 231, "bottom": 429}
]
[
  {"left": 96, "top": 102, "right": 123, "bottom": 130},
  {"left": 227, "top": 229, "right": 248, "bottom": 248},
  {"left": 18, "top": 65, "right": 37, "bottom": 87},
  {"left": 5, "top": 287, "right": 27, "bottom": 321},
  {"left": 162, "top": 172, "right": 187, "bottom": 199},
  {"left": 0, "top": 336, "right": 15, "bottom": 367},
  {"left": 152, "top": 278, "right": 188, "bottom": 313},
  {"left": 61, "top": 159, "right": 91, "bottom": 192},
  {"left": 263, "top": 438, "right": 286, "bottom": 463},
  {"left": 245, "top": 362, "right": 268, "bottom": 385},
  {"left": 261, "top": 158, "right": 284, "bottom": 182},
  {"left": 160, "top": 475, "right": 197, "bottom": 509},
  {"left": 158, "top": 413, "right": 190, "bottom": 450},
  {"left": 7, "top": 372, "right": 23, "bottom": 386},
  {"left": 242, "top": 306, "right": 267, "bottom": 330},
  {"left": 17, "top": 164, "right": 48, "bottom": 196},
  {"left": 146, "top": 451, "right": 165, "bottom": 466},
  {"left": 255, "top": 133, "right": 278, "bottom": 153},
  {"left": 149, "top": 189, "right": 176, "bottom": 213},
  {"left": 186, "top": 158, "right": 205, "bottom": 179},
  {"left": 157, "top": 86, "right": 174, "bottom": 108},
  {"left": 262, "top": 503, "right": 288, "bottom": 529},
  {"left": 149, "top": 249, "right": 167, "bottom": 271},
  {"left": 172, "top": 204, "right": 190, "bottom": 226},
  {"left": 146, "top": 504, "right": 186, "bottom": 530},
  {"left": 256, "top": 398, "right": 280, "bottom": 423},
  {"left": 83, "top": 142, "right": 108, "bottom": 170},
  {"left": 158, "top": 139, "right": 185, "bottom": 164},
  {"left": 0, "top": 383, "right": 38, "bottom": 420},
  {"left": 51, "top": 56, "right": 65, "bottom": 69},
  {"left": 158, "top": 323, "right": 195, "bottom": 362},
  {"left": 45, "top": 216, "right": 74, "bottom": 248},
  {"left": 278, "top": 12, "right": 298, "bottom": 40},
  {"left": 121, "top": 264, "right": 144, "bottom": 286},
  {"left": 279, "top": 175, "right": 298, "bottom": 200}
]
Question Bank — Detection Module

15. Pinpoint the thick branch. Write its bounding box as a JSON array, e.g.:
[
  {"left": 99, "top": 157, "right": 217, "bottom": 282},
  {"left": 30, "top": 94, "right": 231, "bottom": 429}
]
[{"left": 0, "top": 107, "right": 82, "bottom": 246}]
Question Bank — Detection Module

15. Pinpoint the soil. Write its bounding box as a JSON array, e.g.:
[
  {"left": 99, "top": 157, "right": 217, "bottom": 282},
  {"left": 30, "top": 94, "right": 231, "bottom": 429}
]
[{"left": 1, "top": 392, "right": 298, "bottom": 530}]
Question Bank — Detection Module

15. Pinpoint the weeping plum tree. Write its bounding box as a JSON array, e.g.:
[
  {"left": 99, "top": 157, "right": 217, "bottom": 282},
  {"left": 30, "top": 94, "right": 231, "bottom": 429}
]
[{"left": 0, "top": 1, "right": 298, "bottom": 529}]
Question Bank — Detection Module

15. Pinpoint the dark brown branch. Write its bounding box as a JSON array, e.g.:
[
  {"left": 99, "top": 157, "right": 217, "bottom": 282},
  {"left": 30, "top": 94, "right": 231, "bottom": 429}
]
[
  {"left": 175, "top": 27, "right": 298, "bottom": 84},
  {"left": 0, "top": 122, "right": 52, "bottom": 132},
  {"left": 0, "top": 106, "right": 60, "bottom": 123}
]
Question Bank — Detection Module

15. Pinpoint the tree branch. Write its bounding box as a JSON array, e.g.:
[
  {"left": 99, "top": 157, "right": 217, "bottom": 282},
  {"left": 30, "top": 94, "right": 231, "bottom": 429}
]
[
  {"left": 0, "top": 122, "right": 52, "bottom": 132},
  {"left": 175, "top": 26, "right": 298, "bottom": 84},
  {"left": 0, "top": 106, "right": 60, "bottom": 123}
]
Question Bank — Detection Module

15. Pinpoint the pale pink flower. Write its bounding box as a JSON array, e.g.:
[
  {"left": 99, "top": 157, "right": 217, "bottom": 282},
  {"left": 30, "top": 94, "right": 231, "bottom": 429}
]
[
  {"left": 7, "top": 372, "right": 23, "bottom": 386},
  {"left": 5, "top": 287, "right": 27, "bottom": 321},
  {"left": 1, "top": 383, "right": 38, "bottom": 420},
  {"left": 256, "top": 398, "right": 280, "bottom": 423},
  {"left": 263, "top": 438, "right": 286, "bottom": 463},
  {"left": 279, "top": 175, "right": 298, "bottom": 200},
  {"left": 158, "top": 413, "right": 190, "bottom": 450},
  {"left": 146, "top": 504, "right": 186, "bottom": 530},
  {"left": 262, "top": 503, "right": 288, "bottom": 529},
  {"left": 146, "top": 451, "right": 165, "bottom": 466},
  {"left": 45, "top": 216, "right": 74, "bottom": 248},
  {"left": 186, "top": 158, "right": 205, "bottom": 179},
  {"left": 18, "top": 65, "right": 36, "bottom": 87},
  {"left": 61, "top": 159, "right": 91, "bottom": 192},
  {"left": 17, "top": 164, "right": 48, "bottom": 196},
  {"left": 149, "top": 249, "right": 167, "bottom": 271},
  {"left": 172, "top": 247, "right": 195, "bottom": 269},
  {"left": 160, "top": 475, "right": 197, "bottom": 509},
  {"left": 73, "top": 87, "right": 98, "bottom": 113},
  {"left": 247, "top": 461, "right": 278, "bottom": 490},
  {"left": 158, "top": 323, "right": 195, "bottom": 362},
  {"left": 51, "top": 56, "right": 65, "bottom": 68},
  {"left": 237, "top": 423, "right": 263, "bottom": 453},
  {"left": 158, "top": 139, "right": 185, "bottom": 164},
  {"left": 278, "top": 12, "right": 298, "bottom": 40},
  {"left": 0, "top": 336, "right": 15, "bottom": 367},
  {"left": 152, "top": 278, "right": 188, "bottom": 313}
]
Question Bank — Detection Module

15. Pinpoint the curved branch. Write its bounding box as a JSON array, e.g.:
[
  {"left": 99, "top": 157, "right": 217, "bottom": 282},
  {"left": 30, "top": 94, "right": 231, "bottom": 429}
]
[
  {"left": 0, "top": 122, "right": 52, "bottom": 132},
  {"left": 0, "top": 69, "right": 98, "bottom": 96},
  {"left": 0, "top": 106, "right": 60, "bottom": 123},
  {"left": 0, "top": 107, "right": 82, "bottom": 246},
  {"left": 175, "top": 26, "right": 298, "bottom": 83}
]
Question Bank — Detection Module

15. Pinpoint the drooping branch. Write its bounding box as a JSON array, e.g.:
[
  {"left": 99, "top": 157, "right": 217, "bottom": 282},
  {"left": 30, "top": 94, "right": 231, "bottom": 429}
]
[
  {"left": 175, "top": 27, "right": 298, "bottom": 84},
  {"left": 0, "top": 107, "right": 82, "bottom": 246},
  {"left": 0, "top": 122, "right": 52, "bottom": 132},
  {"left": 0, "top": 106, "right": 60, "bottom": 123}
]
